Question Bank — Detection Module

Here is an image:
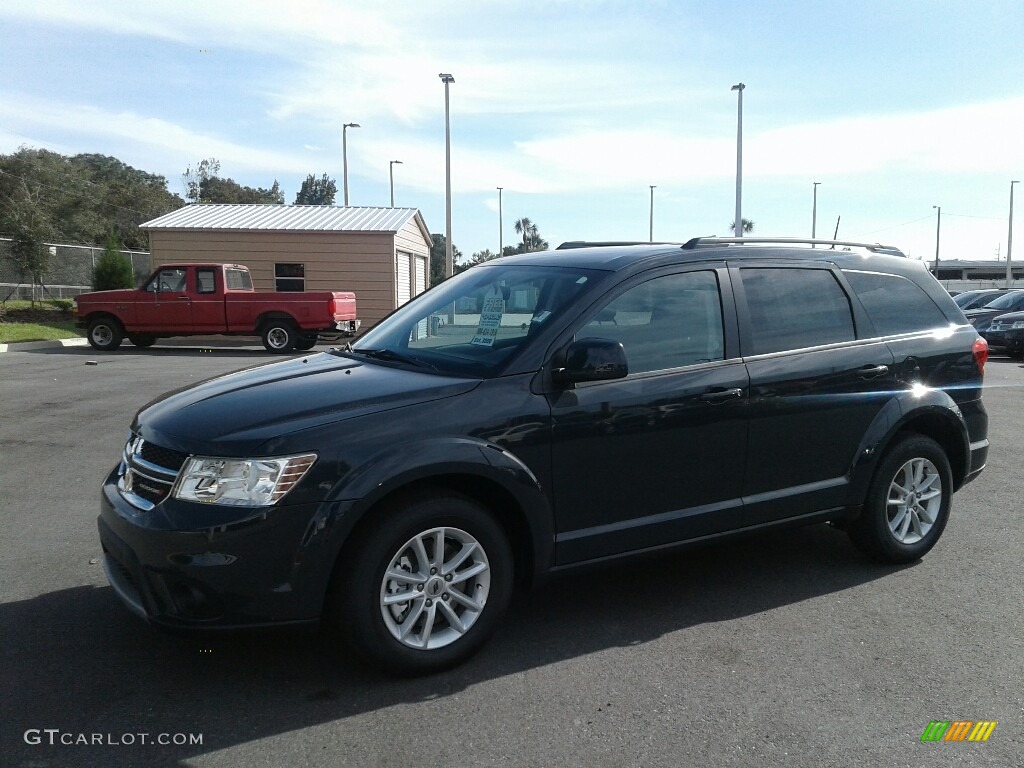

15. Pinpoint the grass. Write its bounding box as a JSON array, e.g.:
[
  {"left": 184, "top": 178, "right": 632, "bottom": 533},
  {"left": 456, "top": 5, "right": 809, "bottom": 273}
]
[{"left": 0, "top": 299, "right": 85, "bottom": 344}]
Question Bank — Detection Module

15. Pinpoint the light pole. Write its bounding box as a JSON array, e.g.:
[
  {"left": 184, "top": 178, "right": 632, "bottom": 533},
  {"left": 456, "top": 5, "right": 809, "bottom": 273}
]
[
  {"left": 389, "top": 160, "right": 403, "bottom": 207},
  {"left": 812, "top": 182, "right": 820, "bottom": 245},
  {"left": 1007, "top": 180, "right": 1020, "bottom": 288},
  {"left": 439, "top": 73, "right": 455, "bottom": 277},
  {"left": 497, "top": 186, "right": 503, "bottom": 255},
  {"left": 933, "top": 205, "right": 942, "bottom": 277},
  {"left": 342, "top": 122, "right": 359, "bottom": 206},
  {"left": 649, "top": 185, "right": 656, "bottom": 242},
  {"left": 731, "top": 83, "right": 745, "bottom": 237}
]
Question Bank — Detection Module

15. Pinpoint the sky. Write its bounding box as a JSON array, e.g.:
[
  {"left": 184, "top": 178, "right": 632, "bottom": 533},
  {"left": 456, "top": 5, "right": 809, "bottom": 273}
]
[{"left": 2, "top": 0, "right": 1023, "bottom": 265}]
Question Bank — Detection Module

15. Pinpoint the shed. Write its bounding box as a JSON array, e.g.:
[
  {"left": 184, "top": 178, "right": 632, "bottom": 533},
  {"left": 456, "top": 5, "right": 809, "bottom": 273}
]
[{"left": 140, "top": 204, "right": 432, "bottom": 329}]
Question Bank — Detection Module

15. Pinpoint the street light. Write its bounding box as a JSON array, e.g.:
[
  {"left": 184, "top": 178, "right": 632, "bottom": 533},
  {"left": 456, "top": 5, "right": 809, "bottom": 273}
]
[
  {"left": 649, "top": 185, "right": 656, "bottom": 242},
  {"left": 933, "top": 205, "right": 942, "bottom": 277},
  {"left": 497, "top": 186, "right": 504, "bottom": 255},
  {"left": 1007, "top": 180, "right": 1020, "bottom": 288},
  {"left": 342, "top": 122, "right": 360, "bottom": 206},
  {"left": 731, "top": 83, "right": 745, "bottom": 237},
  {"left": 389, "top": 160, "right": 403, "bottom": 207},
  {"left": 812, "top": 182, "right": 821, "bottom": 245},
  {"left": 439, "top": 73, "right": 455, "bottom": 277}
]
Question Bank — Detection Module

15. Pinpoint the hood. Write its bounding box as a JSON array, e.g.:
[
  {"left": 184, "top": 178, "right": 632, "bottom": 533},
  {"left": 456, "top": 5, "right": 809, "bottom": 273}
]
[
  {"left": 134, "top": 353, "right": 480, "bottom": 454},
  {"left": 77, "top": 288, "right": 142, "bottom": 304},
  {"left": 990, "top": 310, "right": 1024, "bottom": 322}
]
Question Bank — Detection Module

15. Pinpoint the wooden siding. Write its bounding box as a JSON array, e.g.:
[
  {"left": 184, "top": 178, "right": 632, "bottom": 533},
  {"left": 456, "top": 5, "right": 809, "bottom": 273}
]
[{"left": 147, "top": 229, "right": 426, "bottom": 329}]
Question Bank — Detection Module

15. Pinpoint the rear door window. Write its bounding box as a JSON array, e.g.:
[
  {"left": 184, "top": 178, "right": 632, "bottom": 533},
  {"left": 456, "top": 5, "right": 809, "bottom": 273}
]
[{"left": 738, "top": 267, "right": 855, "bottom": 355}]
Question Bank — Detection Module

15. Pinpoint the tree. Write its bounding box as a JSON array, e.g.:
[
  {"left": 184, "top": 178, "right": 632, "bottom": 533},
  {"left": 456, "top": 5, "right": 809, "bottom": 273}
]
[
  {"left": 182, "top": 157, "right": 284, "bottom": 204},
  {"left": 0, "top": 146, "right": 183, "bottom": 250},
  {"left": 430, "top": 233, "right": 462, "bottom": 286},
  {"left": 459, "top": 249, "right": 501, "bottom": 271},
  {"left": 728, "top": 218, "right": 755, "bottom": 234},
  {"left": 1, "top": 173, "right": 55, "bottom": 304},
  {"left": 93, "top": 230, "right": 135, "bottom": 290},
  {"left": 294, "top": 173, "right": 337, "bottom": 205},
  {"left": 512, "top": 217, "right": 549, "bottom": 253}
]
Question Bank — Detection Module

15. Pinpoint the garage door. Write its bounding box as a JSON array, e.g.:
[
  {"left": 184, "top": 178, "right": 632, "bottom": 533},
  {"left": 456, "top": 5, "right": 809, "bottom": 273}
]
[{"left": 396, "top": 251, "right": 411, "bottom": 306}]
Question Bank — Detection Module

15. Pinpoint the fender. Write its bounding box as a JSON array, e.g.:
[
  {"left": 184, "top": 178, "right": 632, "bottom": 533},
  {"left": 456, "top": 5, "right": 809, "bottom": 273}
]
[
  {"left": 849, "top": 386, "right": 970, "bottom": 495},
  {"left": 319, "top": 436, "right": 555, "bottom": 584}
]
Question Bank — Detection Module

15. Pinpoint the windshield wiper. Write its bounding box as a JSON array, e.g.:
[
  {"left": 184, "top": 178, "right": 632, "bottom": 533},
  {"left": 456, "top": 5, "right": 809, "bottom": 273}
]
[{"left": 350, "top": 348, "right": 438, "bottom": 372}]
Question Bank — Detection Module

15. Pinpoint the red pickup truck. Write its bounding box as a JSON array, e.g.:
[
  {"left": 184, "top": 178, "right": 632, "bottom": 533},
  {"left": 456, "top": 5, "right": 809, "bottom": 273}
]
[{"left": 74, "top": 263, "right": 359, "bottom": 353}]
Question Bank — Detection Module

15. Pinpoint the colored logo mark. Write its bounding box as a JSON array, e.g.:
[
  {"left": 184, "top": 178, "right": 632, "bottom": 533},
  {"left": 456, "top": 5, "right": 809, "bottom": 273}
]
[{"left": 921, "top": 720, "right": 997, "bottom": 742}]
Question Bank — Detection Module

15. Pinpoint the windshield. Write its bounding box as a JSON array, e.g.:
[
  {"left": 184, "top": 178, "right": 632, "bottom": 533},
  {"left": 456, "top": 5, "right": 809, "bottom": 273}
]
[
  {"left": 346, "top": 262, "right": 602, "bottom": 377},
  {"left": 954, "top": 291, "right": 988, "bottom": 308},
  {"left": 982, "top": 291, "right": 1023, "bottom": 310}
]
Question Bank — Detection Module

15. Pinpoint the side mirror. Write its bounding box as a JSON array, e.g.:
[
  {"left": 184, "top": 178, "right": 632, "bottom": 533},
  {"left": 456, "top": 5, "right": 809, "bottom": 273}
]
[{"left": 554, "top": 338, "right": 628, "bottom": 385}]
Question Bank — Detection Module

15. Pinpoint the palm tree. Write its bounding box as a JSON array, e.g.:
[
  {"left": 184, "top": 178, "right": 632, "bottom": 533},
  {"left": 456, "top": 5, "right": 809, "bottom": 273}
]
[
  {"left": 728, "top": 218, "right": 755, "bottom": 234},
  {"left": 514, "top": 217, "right": 533, "bottom": 248}
]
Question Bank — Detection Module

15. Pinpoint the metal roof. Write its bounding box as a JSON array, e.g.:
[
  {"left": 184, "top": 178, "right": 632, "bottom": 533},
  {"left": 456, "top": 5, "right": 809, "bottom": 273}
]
[{"left": 141, "top": 204, "right": 430, "bottom": 240}]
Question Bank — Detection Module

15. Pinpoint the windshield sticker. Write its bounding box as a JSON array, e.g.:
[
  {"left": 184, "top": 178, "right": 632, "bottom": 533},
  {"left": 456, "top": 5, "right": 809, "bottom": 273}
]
[{"left": 471, "top": 296, "right": 505, "bottom": 346}]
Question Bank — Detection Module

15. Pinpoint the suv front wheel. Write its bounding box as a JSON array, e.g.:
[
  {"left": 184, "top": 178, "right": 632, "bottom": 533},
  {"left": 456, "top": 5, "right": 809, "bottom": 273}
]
[
  {"left": 849, "top": 434, "right": 952, "bottom": 564},
  {"left": 333, "top": 492, "right": 513, "bottom": 676}
]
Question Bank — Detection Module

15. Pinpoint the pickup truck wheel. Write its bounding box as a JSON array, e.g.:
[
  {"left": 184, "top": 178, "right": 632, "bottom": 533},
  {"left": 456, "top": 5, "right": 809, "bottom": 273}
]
[
  {"left": 294, "top": 337, "right": 318, "bottom": 351},
  {"left": 333, "top": 492, "right": 513, "bottom": 676},
  {"left": 87, "top": 318, "right": 124, "bottom": 351},
  {"left": 848, "top": 435, "right": 952, "bottom": 564},
  {"left": 261, "top": 321, "right": 298, "bottom": 353},
  {"left": 128, "top": 334, "right": 156, "bottom": 348}
]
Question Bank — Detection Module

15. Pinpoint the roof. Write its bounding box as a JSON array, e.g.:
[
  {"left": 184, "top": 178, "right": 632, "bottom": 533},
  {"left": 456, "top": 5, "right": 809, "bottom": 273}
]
[
  {"left": 141, "top": 204, "right": 431, "bottom": 243},
  {"left": 488, "top": 240, "right": 924, "bottom": 277}
]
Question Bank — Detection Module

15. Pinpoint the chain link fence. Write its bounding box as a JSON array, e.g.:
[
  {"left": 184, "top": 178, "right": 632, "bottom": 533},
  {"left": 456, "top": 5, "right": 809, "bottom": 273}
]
[{"left": 0, "top": 237, "right": 153, "bottom": 301}]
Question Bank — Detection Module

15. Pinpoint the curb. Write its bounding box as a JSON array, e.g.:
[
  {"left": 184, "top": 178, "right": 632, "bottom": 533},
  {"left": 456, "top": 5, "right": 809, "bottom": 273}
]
[{"left": 0, "top": 337, "right": 89, "bottom": 353}]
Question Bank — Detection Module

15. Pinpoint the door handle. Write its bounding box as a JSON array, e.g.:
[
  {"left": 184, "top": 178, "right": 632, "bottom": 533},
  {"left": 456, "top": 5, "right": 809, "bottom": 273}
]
[
  {"left": 858, "top": 364, "right": 889, "bottom": 379},
  {"left": 700, "top": 387, "right": 744, "bottom": 403},
  {"left": 177, "top": 296, "right": 191, "bottom": 300}
]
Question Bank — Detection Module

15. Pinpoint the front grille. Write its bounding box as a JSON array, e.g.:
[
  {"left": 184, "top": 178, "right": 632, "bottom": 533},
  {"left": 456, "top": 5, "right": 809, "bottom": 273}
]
[
  {"left": 119, "top": 435, "right": 187, "bottom": 510},
  {"left": 140, "top": 442, "right": 188, "bottom": 471}
]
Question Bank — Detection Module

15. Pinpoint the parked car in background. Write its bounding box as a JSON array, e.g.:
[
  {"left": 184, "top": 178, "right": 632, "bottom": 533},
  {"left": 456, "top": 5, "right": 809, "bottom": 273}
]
[
  {"left": 953, "top": 289, "right": 1012, "bottom": 311},
  {"left": 963, "top": 290, "right": 1024, "bottom": 333},
  {"left": 981, "top": 311, "right": 1024, "bottom": 359},
  {"left": 97, "top": 237, "right": 989, "bottom": 675},
  {"left": 74, "top": 263, "right": 359, "bottom": 353}
]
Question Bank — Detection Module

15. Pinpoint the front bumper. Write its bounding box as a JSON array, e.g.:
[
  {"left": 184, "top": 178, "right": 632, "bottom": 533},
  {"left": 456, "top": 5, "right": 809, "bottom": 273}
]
[
  {"left": 981, "top": 327, "right": 1024, "bottom": 353},
  {"left": 98, "top": 470, "right": 349, "bottom": 629}
]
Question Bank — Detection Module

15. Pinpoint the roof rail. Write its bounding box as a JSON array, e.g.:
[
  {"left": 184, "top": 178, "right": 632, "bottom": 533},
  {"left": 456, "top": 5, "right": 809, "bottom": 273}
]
[
  {"left": 556, "top": 240, "right": 671, "bottom": 250},
  {"left": 680, "top": 237, "right": 907, "bottom": 258}
]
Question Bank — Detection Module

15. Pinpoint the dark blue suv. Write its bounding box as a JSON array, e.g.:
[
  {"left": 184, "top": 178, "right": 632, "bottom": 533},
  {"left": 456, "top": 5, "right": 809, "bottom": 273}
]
[{"left": 98, "top": 238, "right": 989, "bottom": 675}]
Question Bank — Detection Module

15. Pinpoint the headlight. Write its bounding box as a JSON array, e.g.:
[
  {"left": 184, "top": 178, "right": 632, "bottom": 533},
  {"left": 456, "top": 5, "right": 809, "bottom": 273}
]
[
  {"left": 1012, "top": 321, "right": 1024, "bottom": 329},
  {"left": 173, "top": 454, "right": 317, "bottom": 506}
]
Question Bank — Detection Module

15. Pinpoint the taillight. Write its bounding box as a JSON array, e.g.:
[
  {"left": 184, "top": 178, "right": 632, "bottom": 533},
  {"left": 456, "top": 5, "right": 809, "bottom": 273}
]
[
  {"left": 328, "top": 296, "right": 336, "bottom": 316},
  {"left": 972, "top": 336, "right": 989, "bottom": 375}
]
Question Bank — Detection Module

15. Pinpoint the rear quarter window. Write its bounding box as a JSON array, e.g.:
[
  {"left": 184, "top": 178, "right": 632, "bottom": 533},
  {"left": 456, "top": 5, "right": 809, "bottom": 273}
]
[{"left": 843, "top": 271, "right": 949, "bottom": 336}]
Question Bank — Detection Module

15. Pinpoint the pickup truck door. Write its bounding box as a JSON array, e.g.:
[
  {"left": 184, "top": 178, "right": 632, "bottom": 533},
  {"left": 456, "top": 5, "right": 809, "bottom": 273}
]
[
  {"left": 190, "top": 266, "right": 225, "bottom": 332},
  {"left": 136, "top": 267, "right": 192, "bottom": 332}
]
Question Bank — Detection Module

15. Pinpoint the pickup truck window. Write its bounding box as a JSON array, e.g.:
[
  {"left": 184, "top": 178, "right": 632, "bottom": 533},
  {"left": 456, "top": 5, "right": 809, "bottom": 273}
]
[
  {"left": 197, "top": 268, "right": 216, "bottom": 294},
  {"left": 146, "top": 268, "right": 187, "bottom": 293},
  {"left": 225, "top": 268, "right": 253, "bottom": 291}
]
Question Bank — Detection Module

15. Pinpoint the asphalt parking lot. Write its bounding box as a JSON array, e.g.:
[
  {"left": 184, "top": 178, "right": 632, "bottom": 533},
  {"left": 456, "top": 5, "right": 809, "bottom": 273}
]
[{"left": 1, "top": 344, "right": 1022, "bottom": 768}]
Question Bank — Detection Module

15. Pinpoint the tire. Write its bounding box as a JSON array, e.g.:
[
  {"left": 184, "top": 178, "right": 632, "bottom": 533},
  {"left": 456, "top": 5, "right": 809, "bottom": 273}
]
[
  {"left": 128, "top": 334, "right": 156, "bottom": 348},
  {"left": 332, "top": 492, "right": 514, "bottom": 676},
  {"left": 848, "top": 434, "right": 953, "bottom": 564},
  {"left": 87, "top": 317, "right": 124, "bottom": 351},
  {"left": 294, "top": 336, "right": 318, "bottom": 351},
  {"left": 261, "top": 320, "right": 298, "bottom": 353}
]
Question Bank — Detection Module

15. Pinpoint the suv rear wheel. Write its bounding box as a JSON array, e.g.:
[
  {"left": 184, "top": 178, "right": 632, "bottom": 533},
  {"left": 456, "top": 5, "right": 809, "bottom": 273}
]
[
  {"left": 848, "top": 434, "right": 952, "bottom": 563},
  {"left": 333, "top": 492, "right": 513, "bottom": 676}
]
